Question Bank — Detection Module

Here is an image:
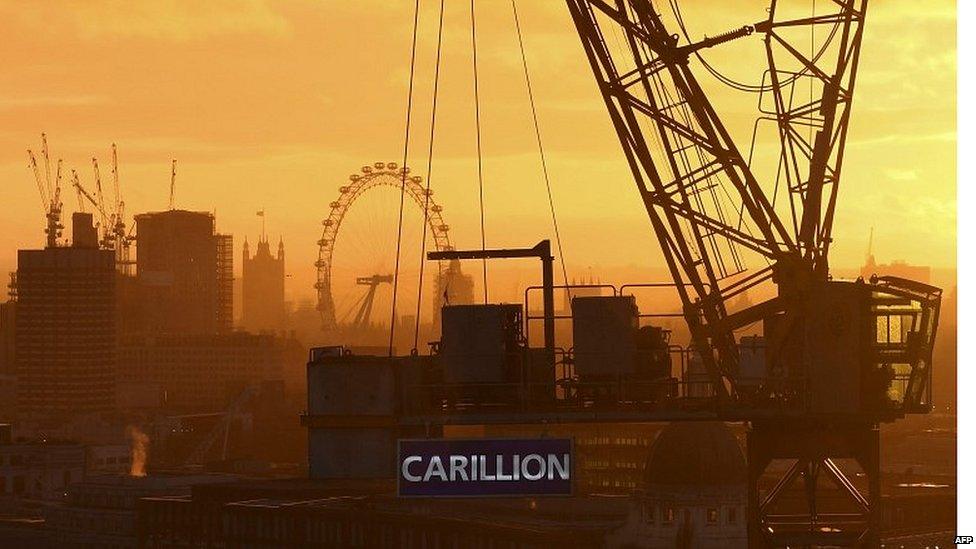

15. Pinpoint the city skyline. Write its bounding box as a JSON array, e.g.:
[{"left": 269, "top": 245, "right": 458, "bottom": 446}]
[{"left": 0, "top": 0, "right": 956, "bottom": 307}]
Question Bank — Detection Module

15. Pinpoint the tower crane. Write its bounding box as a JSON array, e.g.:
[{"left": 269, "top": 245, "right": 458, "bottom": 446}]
[
  {"left": 169, "top": 159, "right": 177, "bottom": 210},
  {"left": 564, "top": 0, "right": 940, "bottom": 545},
  {"left": 90, "top": 156, "right": 112, "bottom": 248},
  {"left": 109, "top": 144, "right": 134, "bottom": 275},
  {"left": 84, "top": 149, "right": 134, "bottom": 275},
  {"left": 27, "top": 134, "right": 64, "bottom": 248},
  {"left": 71, "top": 170, "right": 107, "bottom": 220}
]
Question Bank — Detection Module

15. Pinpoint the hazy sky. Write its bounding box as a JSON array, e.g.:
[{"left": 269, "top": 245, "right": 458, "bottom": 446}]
[{"left": 0, "top": 0, "right": 955, "bottom": 306}]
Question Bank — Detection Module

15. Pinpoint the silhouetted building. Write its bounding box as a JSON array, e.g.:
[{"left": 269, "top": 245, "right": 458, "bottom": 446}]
[
  {"left": 133, "top": 210, "right": 232, "bottom": 334},
  {"left": 861, "top": 256, "right": 931, "bottom": 284},
  {"left": 609, "top": 422, "right": 747, "bottom": 548},
  {"left": 45, "top": 473, "right": 235, "bottom": 548},
  {"left": 118, "top": 332, "right": 294, "bottom": 412},
  {"left": 15, "top": 214, "right": 116, "bottom": 420},
  {"left": 861, "top": 230, "right": 931, "bottom": 283},
  {"left": 241, "top": 236, "right": 285, "bottom": 333},
  {"left": 0, "top": 300, "right": 15, "bottom": 376},
  {"left": 433, "top": 259, "right": 473, "bottom": 328},
  {"left": 453, "top": 423, "right": 657, "bottom": 495},
  {"left": 0, "top": 425, "right": 86, "bottom": 501}
]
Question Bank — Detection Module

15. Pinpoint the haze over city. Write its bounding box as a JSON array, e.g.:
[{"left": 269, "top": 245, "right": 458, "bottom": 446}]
[
  {"left": 0, "top": 0, "right": 955, "bottom": 305},
  {"left": 0, "top": 1, "right": 958, "bottom": 547}
]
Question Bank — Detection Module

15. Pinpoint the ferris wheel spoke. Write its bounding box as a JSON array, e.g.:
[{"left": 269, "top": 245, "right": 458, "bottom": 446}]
[{"left": 316, "top": 164, "right": 454, "bottom": 341}]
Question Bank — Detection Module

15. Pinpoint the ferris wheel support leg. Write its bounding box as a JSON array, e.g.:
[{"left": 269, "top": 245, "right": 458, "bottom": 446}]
[{"left": 746, "top": 421, "right": 881, "bottom": 548}]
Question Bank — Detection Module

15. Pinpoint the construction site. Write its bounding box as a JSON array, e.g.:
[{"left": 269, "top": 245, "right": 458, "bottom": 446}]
[{"left": 0, "top": 0, "right": 959, "bottom": 548}]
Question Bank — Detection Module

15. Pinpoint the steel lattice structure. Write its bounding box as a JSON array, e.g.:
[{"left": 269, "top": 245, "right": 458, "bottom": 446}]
[
  {"left": 563, "top": 1, "right": 938, "bottom": 546},
  {"left": 565, "top": 0, "right": 869, "bottom": 402},
  {"left": 314, "top": 162, "right": 453, "bottom": 331}
]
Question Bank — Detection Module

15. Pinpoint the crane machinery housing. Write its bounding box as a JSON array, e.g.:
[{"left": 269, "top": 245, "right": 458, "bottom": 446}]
[{"left": 303, "top": 2, "right": 942, "bottom": 547}]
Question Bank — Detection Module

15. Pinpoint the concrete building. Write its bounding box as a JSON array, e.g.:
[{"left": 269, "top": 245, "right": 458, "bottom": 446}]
[
  {"left": 608, "top": 422, "right": 747, "bottom": 548},
  {"left": 452, "top": 423, "right": 658, "bottom": 495},
  {"left": 118, "top": 332, "right": 294, "bottom": 412},
  {"left": 0, "top": 300, "right": 15, "bottom": 376},
  {"left": 133, "top": 210, "right": 232, "bottom": 335},
  {"left": 15, "top": 213, "right": 116, "bottom": 419},
  {"left": 44, "top": 473, "right": 235, "bottom": 549},
  {"left": 241, "top": 236, "right": 285, "bottom": 333},
  {"left": 0, "top": 425, "right": 86, "bottom": 501}
]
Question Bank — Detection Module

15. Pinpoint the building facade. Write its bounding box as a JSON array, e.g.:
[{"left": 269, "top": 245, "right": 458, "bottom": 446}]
[
  {"left": 0, "top": 426, "right": 86, "bottom": 501},
  {"left": 15, "top": 214, "right": 116, "bottom": 419},
  {"left": 242, "top": 236, "right": 285, "bottom": 333},
  {"left": 608, "top": 422, "right": 747, "bottom": 548},
  {"left": 119, "top": 332, "right": 289, "bottom": 412},
  {"left": 45, "top": 473, "right": 234, "bottom": 549},
  {"left": 133, "top": 210, "right": 232, "bottom": 335}
]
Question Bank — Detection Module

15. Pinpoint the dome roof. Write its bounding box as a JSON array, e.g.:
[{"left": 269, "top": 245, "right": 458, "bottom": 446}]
[{"left": 644, "top": 422, "right": 746, "bottom": 488}]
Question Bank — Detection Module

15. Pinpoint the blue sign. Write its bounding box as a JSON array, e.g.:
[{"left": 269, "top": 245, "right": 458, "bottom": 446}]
[{"left": 398, "top": 438, "right": 573, "bottom": 497}]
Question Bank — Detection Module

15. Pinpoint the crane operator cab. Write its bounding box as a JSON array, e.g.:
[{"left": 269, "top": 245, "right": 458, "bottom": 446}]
[{"left": 758, "top": 275, "right": 941, "bottom": 419}]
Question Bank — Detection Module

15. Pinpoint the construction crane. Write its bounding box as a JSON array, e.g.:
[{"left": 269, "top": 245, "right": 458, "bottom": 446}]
[
  {"left": 564, "top": 0, "right": 940, "bottom": 545},
  {"left": 81, "top": 149, "right": 134, "bottom": 275},
  {"left": 109, "top": 144, "right": 134, "bottom": 275},
  {"left": 71, "top": 170, "right": 107, "bottom": 221},
  {"left": 351, "top": 274, "right": 394, "bottom": 332},
  {"left": 27, "top": 133, "right": 64, "bottom": 248},
  {"left": 90, "top": 156, "right": 112, "bottom": 248},
  {"left": 169, "top": 159, "right": 177, "bottom": 210}
]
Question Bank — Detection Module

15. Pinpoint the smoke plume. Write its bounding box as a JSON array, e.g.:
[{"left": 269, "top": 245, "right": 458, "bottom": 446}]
[{"left": 126, "top": 425, "right": 149, "bottom": 477}]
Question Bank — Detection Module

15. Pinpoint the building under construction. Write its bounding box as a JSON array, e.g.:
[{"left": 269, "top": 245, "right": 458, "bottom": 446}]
[
  {"left": 133, "top": 210, "right": 232, "bottom": 334},
  {"left": 15, "top": 213, "right": 116, "bottom": 420}
]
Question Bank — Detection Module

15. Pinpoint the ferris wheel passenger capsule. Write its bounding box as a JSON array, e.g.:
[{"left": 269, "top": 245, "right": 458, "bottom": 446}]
[
  {"left": 439, "top": 224, "right": 450, "bottom": 231},
  {"left": 373, "top": 162, "right": 385, "bottom": 170},
  {"left": 340, "top": 186, "right": 350, "bottom": 193},
  {"left": 322, "top": 219, "right": 334, "bottom": 226},
  {"left": 330, "top": 201, "right": 340, "bottom": 209},
  {"left": 410, "top": 176, "right": 423, "bottom": 183},
  {"left": 362, "top": 166, "right": 372, "bottom": 174},
  {"left": 401, "top": 166, "right": 411, "bottom": 175},
  {"left": 387, "top": 162, "right": 398, "bottom": 170}
]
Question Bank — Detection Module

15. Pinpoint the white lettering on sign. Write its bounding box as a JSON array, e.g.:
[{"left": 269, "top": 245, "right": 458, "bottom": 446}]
[
  {"left": 402, "top": 456, "right": 422, "bottom": 482},
  {"left": 400, "top": 453, "right": 571, "bottom": 483}
]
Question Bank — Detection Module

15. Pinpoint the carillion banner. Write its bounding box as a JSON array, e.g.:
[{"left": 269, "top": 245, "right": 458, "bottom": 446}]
[{"left": 397, "top": 438, "right": 573, "bottom": 497}]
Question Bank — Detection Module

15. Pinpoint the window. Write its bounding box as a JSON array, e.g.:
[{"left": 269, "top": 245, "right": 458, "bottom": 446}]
[
  {"left": 663, "top": 506, "right": 675, "bottom": 524},
  {"left": 707, "top": 508, "right": 718, "bottom": 524},
  {"left": 728, "top": 507, "right": 738, "bottom": 524}
]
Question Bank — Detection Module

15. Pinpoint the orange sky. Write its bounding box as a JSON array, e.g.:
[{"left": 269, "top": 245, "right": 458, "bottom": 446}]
[{"left": 0, "top": 0, "right": 956, "bottom": 308}]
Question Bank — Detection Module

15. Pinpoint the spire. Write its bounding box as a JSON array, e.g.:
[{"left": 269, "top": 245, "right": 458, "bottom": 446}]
[
  {"left": 865, "top": 227, "right": 875, "bottom": 268},
  {"left": 277, "top": 235, "right": 284, "bottom": 260}
]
